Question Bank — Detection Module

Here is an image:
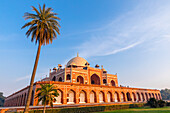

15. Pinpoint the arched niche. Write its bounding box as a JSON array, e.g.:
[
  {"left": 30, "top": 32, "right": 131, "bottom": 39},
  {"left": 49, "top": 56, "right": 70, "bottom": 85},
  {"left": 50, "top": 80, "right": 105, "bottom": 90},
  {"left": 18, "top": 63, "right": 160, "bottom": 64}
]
[
  {"left": 121, "top": 92, "right": 126, "bottom": 102},
  {"left": 99, "top": 91, "right": 105, "bottom": 103},
  {"left": 66, "top": 74, "right": 71, "bottom": 80},
  {"left": 107, "top": 91, "right": 112, "bottom": 102},
  {"left": 77, "top": 76, "right": 84, "bottom": 84},
  {"left": 103, "top": 79, "right": 107, "bottom": 84},
  {"left": 67, "top": 90, "right": 75, "bottom": 104},
  {"left": 52, "top": 76, "right": 56, "bottom": 81},
  {"left": 53, "top": 89, "right": 63, "bottom": 104},
  {"left": 79, "top": 90, "right": 86, "bottom": 103},
  {"left": 111, "top": 80, "right": 116, "bottom": 86},
  {"left": 126, "top": 92, "right": 131, "bottom": 101},
  {"left": 132, "top": 92, "right": 136, "bottom": 102},
  {"left": 91, "top": 74, "right": 100, "bottom": 85},
  {"left": 114, "top": 92, "right": 119, "bottom": 102},
  {"left": 136, "top": 92, "right": 141, "bottom": 101},
  {"left": 141, "top": 93, "right": 145, "bottom": 102},
  {"left": 90, "top": 91, "right": 96, "bottom": 103},
  {"left": 58, "top": 77, "right": 62, "bottom": 82}
]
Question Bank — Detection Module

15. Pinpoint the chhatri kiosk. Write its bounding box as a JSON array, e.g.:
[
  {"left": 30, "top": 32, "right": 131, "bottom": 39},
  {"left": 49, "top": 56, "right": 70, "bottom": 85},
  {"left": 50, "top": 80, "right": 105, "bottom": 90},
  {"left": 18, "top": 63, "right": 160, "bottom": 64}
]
[{"left": 4, "top": 54, "right": 161, "bottom": 106}]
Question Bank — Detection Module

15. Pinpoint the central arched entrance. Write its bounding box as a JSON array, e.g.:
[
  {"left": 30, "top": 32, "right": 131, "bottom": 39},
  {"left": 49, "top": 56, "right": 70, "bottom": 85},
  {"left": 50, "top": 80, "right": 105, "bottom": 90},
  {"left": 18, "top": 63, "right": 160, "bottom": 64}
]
[
  {"left": 77, "top": 76, "right": 84, "bottom": 84},
  {"left": 91, "top": 74, "right": 100, "bottom": 85}
]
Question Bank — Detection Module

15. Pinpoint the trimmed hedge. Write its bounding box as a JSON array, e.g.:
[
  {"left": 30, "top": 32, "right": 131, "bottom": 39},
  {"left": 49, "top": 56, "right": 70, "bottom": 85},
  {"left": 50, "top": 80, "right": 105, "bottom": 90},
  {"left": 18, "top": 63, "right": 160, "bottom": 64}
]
[{"left": 16, "top": 103, "right": 144, "bottom": 113}]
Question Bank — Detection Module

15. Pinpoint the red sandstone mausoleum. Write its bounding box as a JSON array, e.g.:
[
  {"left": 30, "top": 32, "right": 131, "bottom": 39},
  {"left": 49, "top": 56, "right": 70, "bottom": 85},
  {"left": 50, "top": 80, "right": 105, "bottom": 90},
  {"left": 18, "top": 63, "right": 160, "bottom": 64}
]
[{"left": 4, "top": 54, "right": 161, "bottom": 107}]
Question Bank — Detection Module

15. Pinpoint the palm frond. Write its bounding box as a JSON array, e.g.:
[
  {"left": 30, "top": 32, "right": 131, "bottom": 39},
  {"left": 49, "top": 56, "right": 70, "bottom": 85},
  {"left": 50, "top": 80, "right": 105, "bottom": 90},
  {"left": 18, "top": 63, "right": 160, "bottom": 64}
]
[
  {"left": 22, "top": 4, "right": 60, "bottom": 45},
  {"left": 31, "top": 6, "right": 40, "bottom": 16}
]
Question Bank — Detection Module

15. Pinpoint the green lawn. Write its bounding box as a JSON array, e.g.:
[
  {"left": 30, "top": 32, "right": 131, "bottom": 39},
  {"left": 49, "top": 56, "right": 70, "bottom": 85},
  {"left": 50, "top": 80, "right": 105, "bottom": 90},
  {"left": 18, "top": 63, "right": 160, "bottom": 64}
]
[{"left": 96, "top": 106, "right": 170, "bottom": 113}]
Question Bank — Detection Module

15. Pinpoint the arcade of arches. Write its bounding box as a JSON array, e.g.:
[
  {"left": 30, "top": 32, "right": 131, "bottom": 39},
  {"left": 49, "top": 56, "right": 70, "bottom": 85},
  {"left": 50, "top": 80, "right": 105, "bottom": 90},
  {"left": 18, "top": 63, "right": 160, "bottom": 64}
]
[{"left": 4, "top": 81, "right": 161, "bottom": 106}]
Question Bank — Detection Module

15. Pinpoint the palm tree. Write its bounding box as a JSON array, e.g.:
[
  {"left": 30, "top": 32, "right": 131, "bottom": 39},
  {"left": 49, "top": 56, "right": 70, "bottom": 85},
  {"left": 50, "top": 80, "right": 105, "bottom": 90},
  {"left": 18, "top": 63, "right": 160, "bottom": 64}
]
[
  {"left": 35, "top": 84, "right": 59, "bottom": 113},
  {"left": 21, "top": 4, "right": 60, "bottom": 113}
]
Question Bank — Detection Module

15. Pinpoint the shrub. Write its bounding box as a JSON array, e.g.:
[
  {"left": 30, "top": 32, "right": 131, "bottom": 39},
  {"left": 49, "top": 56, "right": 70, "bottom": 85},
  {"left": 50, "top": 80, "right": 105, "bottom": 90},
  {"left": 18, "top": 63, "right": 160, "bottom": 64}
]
[
  {"left": 158, "top": 100, "right": 165, "bottom": 107},
  {"left": 147, "top": 98, "right": 158, "bottom": 108},
  {"left": 166, "top": 102, "right": 170, "bottom": 106}
]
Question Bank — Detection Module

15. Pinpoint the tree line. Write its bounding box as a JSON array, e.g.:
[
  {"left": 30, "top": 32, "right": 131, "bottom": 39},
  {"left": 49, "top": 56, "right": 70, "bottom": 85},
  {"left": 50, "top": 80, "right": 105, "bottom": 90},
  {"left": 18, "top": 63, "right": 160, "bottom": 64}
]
[
  {"left": 161, "top": 88, "right": 170, "bottom": 100},
  {"left": 0, "top": 92, "right": 5, "bottom": 107}
]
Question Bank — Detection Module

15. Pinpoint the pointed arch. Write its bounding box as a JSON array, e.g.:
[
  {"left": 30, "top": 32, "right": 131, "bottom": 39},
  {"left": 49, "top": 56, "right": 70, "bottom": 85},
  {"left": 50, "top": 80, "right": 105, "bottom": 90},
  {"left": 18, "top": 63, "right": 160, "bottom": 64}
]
[
  {"left": 126, "top": 92, "right": 131, "bottom": 101},
  {"left": 79, "top": 90, "right": 87, "bottom": 103},
  {"left": 111, "top": 80, "right": 116, "bottom": 86},
  {"left": 141, "top": 93, "right": 145, "bottom": 102},
  {"left": 149, "top": 93, "right": 151, "bottom": 99},
  {"left": 52, "top": 76, "right": 56, "bottom": 81},
  {"left": 107, "top": 91, "right": 112, "bottom": 102},
  {"left": 136, "top": 92, "right": 141, "bottom": 102},
  {"left": 145, "top": 93, "right": 148, "bottom": 101},
  {"left": 132, "top": 92, "right": 136, "bottom": 102},
  {"left": 58, "top": 77, "right": 62, "bottom": 82},
  {"left": 158, "top": 93, "right": 161, "bottom": 100},
  {"left": 99, "top": 91, "right": 105, "bottom": 103},
  {"left": 90, "top": 90, "right": 96, "bottom": 103},
  {"left": 114, "top": 92, "right": 120, "bottom": 102},
  {"left": 103, "top": 79, "right": 107, "bottom": 84},
  {"left": 121, "top": 92, "right": 126, "bottom": 102},
  {"left": 54, "top": 89, "right": 63, "bottom": 104},
  {"left": 66, "top": 74, "right": 71, "bottom": 80},
  {"left": 155, "top": 93, "right": 158, "bottom": 100},
  {"left": 77, "top": 76, "right": 84, "bottom": 84},
  {"left": 152, "top": 93, "right": 154, "bottom": 98},
  {"left": 67, "top": 90, "right": 76, "bottom": 104},
  {"left": 91, "top": 74, "right": 100, "bottom": 85}
]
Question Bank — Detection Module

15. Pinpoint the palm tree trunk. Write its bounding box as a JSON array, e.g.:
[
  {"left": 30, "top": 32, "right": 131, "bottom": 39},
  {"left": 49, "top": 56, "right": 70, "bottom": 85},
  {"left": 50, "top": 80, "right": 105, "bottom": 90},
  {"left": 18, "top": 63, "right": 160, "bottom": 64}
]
[
  {"left": 24, "top": 41, "right": 42, "bottom": 113},
  {"left": 43, "top": 103, "right": 46, "bottom": 113}
]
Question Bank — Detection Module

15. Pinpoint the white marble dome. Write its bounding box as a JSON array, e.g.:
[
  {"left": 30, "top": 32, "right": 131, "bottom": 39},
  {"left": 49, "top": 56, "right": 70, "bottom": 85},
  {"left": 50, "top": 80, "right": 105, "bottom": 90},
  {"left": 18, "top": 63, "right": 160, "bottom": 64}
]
[{"left": 67, "top": 54, "right": 88, "bottom": 67}]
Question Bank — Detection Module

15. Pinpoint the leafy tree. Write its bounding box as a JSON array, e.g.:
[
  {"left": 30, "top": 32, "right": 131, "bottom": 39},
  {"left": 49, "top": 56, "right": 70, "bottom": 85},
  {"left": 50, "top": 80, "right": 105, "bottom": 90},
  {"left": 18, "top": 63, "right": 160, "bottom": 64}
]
[
  {"left": 21, "top": 4, "right": 60, "bottom": 113},
  {"left": 147, "top": 98, "right": 158, "bottom": 108},
  {"left": 158, "top": 100, "right": 166, "bottom": 107},
  {"left": 0, "top": 92, "right": 5, "bottom": 107},
  {"left": 35, "top": 84, "right": 59, "bottom": 113},
  {"left": 161, "top": 88, "right": 170, "bottom": 100}
]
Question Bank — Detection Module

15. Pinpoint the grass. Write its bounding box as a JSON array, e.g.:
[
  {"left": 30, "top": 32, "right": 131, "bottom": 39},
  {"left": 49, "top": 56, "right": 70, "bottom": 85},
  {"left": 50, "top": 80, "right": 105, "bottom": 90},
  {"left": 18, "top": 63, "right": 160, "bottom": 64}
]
[{"left": 96, "top": 106, "right": 170, "bottom": 113}]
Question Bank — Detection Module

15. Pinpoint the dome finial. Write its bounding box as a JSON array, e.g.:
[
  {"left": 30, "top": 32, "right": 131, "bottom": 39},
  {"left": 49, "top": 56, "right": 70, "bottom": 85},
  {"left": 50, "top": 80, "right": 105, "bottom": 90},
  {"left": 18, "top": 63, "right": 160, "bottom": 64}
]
[{"left": 77, "top": 52, "right": 79, "bottom": 57}]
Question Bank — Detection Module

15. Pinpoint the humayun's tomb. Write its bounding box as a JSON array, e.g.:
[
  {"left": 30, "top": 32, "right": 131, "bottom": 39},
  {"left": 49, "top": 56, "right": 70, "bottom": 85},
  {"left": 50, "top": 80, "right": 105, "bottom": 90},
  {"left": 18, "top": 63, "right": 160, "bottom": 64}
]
[{"left": 4, "top": 54, "right": 161, "bottom": 107}]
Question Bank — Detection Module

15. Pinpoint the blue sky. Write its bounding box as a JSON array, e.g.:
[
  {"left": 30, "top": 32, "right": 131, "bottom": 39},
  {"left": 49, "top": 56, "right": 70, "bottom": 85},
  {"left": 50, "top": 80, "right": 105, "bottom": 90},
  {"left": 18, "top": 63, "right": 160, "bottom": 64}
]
[{"left": 0, "top": 0, "right": 170, "bottom": 96}]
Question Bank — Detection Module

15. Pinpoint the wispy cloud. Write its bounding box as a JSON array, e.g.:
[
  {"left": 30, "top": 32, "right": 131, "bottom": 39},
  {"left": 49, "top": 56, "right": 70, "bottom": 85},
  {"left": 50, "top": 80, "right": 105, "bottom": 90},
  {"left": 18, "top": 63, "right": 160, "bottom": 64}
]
[
  {"left": 15, "top": 75, "right": 30, "bottom": 82},
  {"left": 75, "top": 1, "right": 170, "bottom": 58},
  {"left": 15, "top": 73, "right": 47, "bottom": 82}
]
